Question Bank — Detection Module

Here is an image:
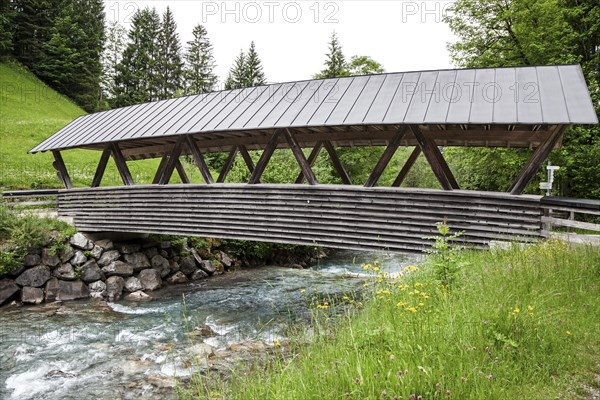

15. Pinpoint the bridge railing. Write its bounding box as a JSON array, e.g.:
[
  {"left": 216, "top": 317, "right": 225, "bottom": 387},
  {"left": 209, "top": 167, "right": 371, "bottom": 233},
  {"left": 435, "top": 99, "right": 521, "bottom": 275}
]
[
  {"left": 540, "top": 197, "right": 600, "bottom": 236},
  {"left": 2, "top": 189, "right": 59, "bottom": 211}
]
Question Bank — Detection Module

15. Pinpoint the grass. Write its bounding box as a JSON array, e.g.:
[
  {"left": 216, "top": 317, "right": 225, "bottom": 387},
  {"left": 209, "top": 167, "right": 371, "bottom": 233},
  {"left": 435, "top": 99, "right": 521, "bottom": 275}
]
[
  {"left": 178, "top": 237, "right": 600, "bottom": 399},
  {"left": 0, "top": 60, "right": 160, "bottom": 190}
]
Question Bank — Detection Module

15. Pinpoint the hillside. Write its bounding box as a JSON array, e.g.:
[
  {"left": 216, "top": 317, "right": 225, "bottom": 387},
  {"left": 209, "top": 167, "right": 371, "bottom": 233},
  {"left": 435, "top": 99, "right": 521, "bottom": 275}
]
[{"left": 0, "top": 61, "right": 160, "bottom": 191}]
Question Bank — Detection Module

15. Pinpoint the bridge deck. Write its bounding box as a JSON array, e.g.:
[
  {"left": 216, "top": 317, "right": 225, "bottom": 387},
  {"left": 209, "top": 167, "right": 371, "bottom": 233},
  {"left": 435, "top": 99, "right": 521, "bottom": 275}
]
[{"left": 58, "top": 185, "right": 543, "bottom": 253}]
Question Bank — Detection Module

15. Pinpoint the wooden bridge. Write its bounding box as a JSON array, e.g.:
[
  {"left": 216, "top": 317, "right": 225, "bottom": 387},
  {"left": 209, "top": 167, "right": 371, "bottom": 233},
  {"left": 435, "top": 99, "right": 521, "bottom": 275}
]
[{"left": 24, "top": 65, "right": 598, "bottom": 252}]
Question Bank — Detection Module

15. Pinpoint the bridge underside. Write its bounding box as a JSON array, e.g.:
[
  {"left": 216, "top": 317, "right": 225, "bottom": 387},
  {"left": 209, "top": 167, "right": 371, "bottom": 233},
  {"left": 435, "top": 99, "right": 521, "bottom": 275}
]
[{"left": 59, "top": 185, "right": 543, "bottom": 253}]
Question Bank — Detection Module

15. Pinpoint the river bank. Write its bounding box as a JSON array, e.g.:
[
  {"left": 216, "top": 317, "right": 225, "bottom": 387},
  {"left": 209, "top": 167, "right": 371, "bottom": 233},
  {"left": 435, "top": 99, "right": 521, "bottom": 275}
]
[{"left": 0, "top": 249, "right": 421, "bottom": 399}]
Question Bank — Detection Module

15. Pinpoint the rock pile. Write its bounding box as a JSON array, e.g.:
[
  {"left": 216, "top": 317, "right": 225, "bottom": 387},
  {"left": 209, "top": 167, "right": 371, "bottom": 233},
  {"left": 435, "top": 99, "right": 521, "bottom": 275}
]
[{"left": 0, "top": 233, "right": 241, "bottom": 307}]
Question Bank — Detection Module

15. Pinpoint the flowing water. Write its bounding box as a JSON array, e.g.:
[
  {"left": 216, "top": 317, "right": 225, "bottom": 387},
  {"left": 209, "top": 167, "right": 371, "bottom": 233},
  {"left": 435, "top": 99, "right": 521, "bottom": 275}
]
[{"left": 0, "top": 250, "right": 422, "bottom": 399}]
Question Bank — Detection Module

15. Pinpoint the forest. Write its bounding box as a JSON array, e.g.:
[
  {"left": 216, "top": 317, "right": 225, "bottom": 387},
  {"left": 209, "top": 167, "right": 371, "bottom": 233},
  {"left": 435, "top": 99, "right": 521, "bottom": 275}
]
[{"left": 0, "top": 0, "right": 598, "bottom": 198}]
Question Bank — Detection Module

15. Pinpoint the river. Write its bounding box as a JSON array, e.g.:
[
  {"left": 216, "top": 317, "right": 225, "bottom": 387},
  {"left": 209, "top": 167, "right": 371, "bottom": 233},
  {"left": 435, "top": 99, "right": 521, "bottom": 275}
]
[{"left": 0, "top": 250, "right": 422, "bottom": 399}]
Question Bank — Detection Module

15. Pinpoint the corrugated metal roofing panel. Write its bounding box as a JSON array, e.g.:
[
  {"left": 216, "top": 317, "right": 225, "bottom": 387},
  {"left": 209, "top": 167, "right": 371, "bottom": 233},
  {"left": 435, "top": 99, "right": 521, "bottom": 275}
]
[{"left": 29, "top": 65, "right": 598, "bottom": 153}]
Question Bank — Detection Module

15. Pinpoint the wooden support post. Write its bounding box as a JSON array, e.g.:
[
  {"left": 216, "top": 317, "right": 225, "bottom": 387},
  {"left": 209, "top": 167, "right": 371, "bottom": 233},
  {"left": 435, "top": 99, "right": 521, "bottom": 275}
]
[
  {"left": 285, "top": 128, "right": 318, "bottom": 185},
  {"left": 392, "top": 146, "right": 421, "bottom": 187},
  {"left": 110, "top": 143, "right": 134, "bottom": 186},
  {"left": 249, "top": 130, "right": 282, "bottom": 184},
  {"left": 410, "top": 125, "right": 458, "bottom": 190},
  {"left": 238, "top": 145, "right": 255, "bottom": 173},
  {"left": 508, "top": 125, "right": 566, "bottom": 195},
  {"left": 323, "top": 140, "right": 352, "bottom": 185},
  {"left": 364, "top": 128, "right": 406, "bottom": 187},
  {"left": 91, "top": 146, "right": 111, "bottom": 188},
  {"left": 295, "top": 141, "right": 323, "bottom": 184},
  {"left": 158, "top": 136, "right": 185, "bottom": 185},
  {"left": 175, "top": 159, "right": 190, "bottom": 184},
  {"left": 186, "top": 135, "right": 214, "bottom": 184},
  {"left": 152, "top": 155, "right": 170, "bottom": 184},
  {"left": 51, "top": 150, "right": 73, "bottom": 189},
  {"left": 217, "top": 146, "right": 238, "bottom": 183}
]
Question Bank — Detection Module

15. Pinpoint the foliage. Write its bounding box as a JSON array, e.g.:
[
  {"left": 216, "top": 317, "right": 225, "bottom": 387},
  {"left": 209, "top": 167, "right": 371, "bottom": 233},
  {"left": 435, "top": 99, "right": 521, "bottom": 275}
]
[
  {"left": 101, "top": 21, "right": 126, "bottom": 108},
  {"left": 224, "top": 42, "right": 267, "bottom": 90},
  {"left": 424, "top": 222, "right": 466, "bottom": 289},
  {"left": 0, "top": 204, "right": 75, "bottom": 277},
  {"left": 157, "top": 6, "right": 184, "bottom": 100},
  {"left": 346, "top": 55, "right": 385, "bottom": 76},
  {"left": 184, "top": 24, "right": 218, "bottom": 95},
  {"left": 181, "top": 241, "right": 600, "bottom": 399},
  {"left": 444, "top": 0, "right": 600, "bottom": 197}
]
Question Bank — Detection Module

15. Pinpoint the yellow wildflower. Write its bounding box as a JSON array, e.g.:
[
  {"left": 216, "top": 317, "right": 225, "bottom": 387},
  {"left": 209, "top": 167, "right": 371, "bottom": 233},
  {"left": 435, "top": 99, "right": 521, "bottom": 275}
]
[
  {"left": 405, "top": 307, "right": 418, "bottom": 313},
  {"left": 373, "top": 266, "right": 380, "bottom": 272},
  {"left": 396, "top": 301, "right": 407, "bottom": 308},
  {"left": 511, "top": 307, "right": 521, "bottom": 315},
  {"left": 363, "top": 264, "right": 372, "bottom": 271},
  {"left": 566, "top": 331, "right": 571, "bottom": 335},
  {"left": 300, "top": 289, "right": 306, "bottom": 294}
]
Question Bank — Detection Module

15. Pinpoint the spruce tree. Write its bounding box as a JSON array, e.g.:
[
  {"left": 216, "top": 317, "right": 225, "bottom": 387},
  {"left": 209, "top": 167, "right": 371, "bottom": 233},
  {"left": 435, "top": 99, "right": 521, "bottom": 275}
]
[
  {"left": 184, "top": 24, "right": 217, "bottom": 94},
  {"left": 0, "top": 0, "right": 16, "bottom": 56},
  {"left": 314, "top": 31, "right": 349, "bottom": 78},
  {"left": 157, "top": 6, "right": 183, "bottom": 99},
  {"left": 12, "top": 0, "right": 58, "bottom": 68},
  {"left": 244, "top": 41, "right": 266, "bottom": 86},
  {"left": 102, "top": 21, "right": 126, "bottom": 107},
  {"left": 224, "top": 50, "right": 247, "bottom": 89}
]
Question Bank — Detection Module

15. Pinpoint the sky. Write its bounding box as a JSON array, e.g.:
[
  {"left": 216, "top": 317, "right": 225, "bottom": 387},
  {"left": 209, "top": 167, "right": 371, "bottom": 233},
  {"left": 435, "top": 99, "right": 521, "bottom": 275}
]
[{"left": 104, "top": 0, "right": 458, "bottom": 86}]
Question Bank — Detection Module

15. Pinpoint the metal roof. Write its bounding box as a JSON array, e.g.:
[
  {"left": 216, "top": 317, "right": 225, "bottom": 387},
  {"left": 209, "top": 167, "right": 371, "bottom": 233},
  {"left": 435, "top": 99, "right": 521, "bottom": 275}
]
[{"left": 30, "top": 64, "right": 598, "bottom": 154}]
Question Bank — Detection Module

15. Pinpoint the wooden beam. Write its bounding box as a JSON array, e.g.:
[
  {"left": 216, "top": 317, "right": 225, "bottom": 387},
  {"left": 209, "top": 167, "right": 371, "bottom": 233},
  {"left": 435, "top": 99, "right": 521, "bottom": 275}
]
[
  {"left": 158, "top": 136, "right": 185, "bottom": 185},
  {"left": 285, "top": 129, "right": 318, "bottom": 185},
  {"left": 51, "top": 150, "right": 73, "bottom": 189},
  {"left": 186, "top": 135, "right": 214, "bottom": 184},
  {"left": 175, "top": 159, "right": 190, "bottom": 184},
  {"left": 364, "top": 128, "right": 406, "bottom": 187},
  {"left": 508, "top": 125, "right": 566, "bottom": 195},
  {"left": 392, "top": 146, "right": 421, "bottom": 187},
  {"left": 91, "top": 146, "right": 111, "bottom": 188},
  {"left": 410, "top": 125, "right": 458, "bottom": 190},
  {"left": 217, "top": 146, "right": 238, "bottom": 183},
  {"left": 248, "top": 130, "right": 282, "bottom": 184},
  {"left": 323, "top": 140, "right": 352, "bottom": 185},
  {"left": 110, "top": 143, "right": 134, "bottom": 186},
  {"left": 295, "top": 141, "right": 323, "bottom": 184},
  {"left": 152, "top": 155, "right": 170, "bottom": 184},
  {"left": 238, "top": 145, "right": 255, "bottom": 173}
]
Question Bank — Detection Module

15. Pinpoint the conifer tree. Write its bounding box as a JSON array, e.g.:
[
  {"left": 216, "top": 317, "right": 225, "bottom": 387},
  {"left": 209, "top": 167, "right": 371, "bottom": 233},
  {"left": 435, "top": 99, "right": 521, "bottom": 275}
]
[
  {"left": 184, "top": 24, "right": 217, "bottom": 94},
  {"left": 224, "top": 50, "right": 247, "bottom": 89},
  {"left": 12, "top": 0, "right": 58, "bottom": 68},
  {"left": 244, "top": 41, "right": 266, "bottom": 86},
  {"left": 157, "top": 6, "right": 183, "bottom": 99},
  {"left": 314, "top": 31, "right": 349, "bottom": 78},
  {"left": 0, "top": 0, "right": 16, "bottom": 55},
  {"left": 102, "top": 21, "right": 126, "bottom": 107}
]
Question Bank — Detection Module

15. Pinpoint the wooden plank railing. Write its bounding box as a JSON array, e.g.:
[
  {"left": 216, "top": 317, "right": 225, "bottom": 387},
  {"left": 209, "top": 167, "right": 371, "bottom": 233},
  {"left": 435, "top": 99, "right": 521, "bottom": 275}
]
[
  {"left": 57, "top": 185, "right": 543, "bottom": 253},
  {"left": 540, "top": 197, "right": 600, "bottom": 235},
  {"left": 2, "top": 189, "right": 59, "bottom": 210}
]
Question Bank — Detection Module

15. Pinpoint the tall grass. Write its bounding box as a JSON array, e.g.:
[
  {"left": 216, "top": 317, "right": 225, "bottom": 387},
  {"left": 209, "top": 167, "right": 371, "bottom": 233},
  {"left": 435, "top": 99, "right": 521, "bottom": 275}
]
[{"left": 179, "top": 239, "right": 600, "bottom": 399}]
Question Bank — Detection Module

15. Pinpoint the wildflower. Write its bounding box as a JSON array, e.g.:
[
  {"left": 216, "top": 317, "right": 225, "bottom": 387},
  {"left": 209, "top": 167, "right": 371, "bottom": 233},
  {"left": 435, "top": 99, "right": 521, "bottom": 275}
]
[
  {"left": 300, "top": 289, "right": 306, "bottom": 294},
  {"left": 446, "top": 389, "right": 451, "bottom": 396},
  {"left": 354, "top": 378, "right": 361, "bottom": 383},
  {"left": 382, "top": 390, "right": 387, "bottom": 397},
  {"left": 405, "top": 307, "right": 418, "bottom": 313},
  {"left": 486, "top": 374, "right": 493, "bottom": 380},
  {"left": 511, "top": 307, "right": 520, "bottom": 315},
  {"left": 527, "top": 305, "right": 534, "bottom": 313},
  {"left": 417, "top": 396, "right": 423, "bottom": 400},
  {"left": 373, "top": 266, "right": 380, "bottom": 272},
  {"left": 460, "top": 376, "right": 466, "bottom": 382},
  {"left": 363, "top": 283, "right": 369, "bottom": 288},
  {"left": 414, "top": 282, "right": 423, "bottom": 287},
  {"left": 396, "top": 301, "right": 406, "bottom": 308},
  {"left": 345, "top": 392, "right": 350, "bottom": 397},
  {"left": 566, "top": 331, "right": 572, "bottom": 335},
  {"left": 409, "top": 395, "right": 416, "bottom": 399},
  {"left": 390, "top": 354, "right": 395, "bottom": 361},
  {"left": 274, "top": 339, "right": 281, "bottom": 347},
  {"left": 363, "top": 264, "right": 372, "bottom": 271},
  {"left": 343, "top": 295, "right": 350, "bottom": 301},
  {"left": 377, "top": 289, "right": 391, "bottom": 295},
  {"left": 317, "top": 301, "right": 329, "bottom": 309}
]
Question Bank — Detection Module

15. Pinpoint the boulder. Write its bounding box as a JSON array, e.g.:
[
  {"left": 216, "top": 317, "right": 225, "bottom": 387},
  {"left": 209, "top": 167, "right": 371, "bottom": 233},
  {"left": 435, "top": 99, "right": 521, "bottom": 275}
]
[
  {"left": 21, "top": 287, "right": 44, "bottom": 304},
  {"left": 199, "top": 260, "right": 216, "bottom": 275},
  {"left": 70, "top": 233, "right": 93, "bottom": 250},
  {"left": 0, "top": 279, "right": 20, "bottom": 306},
  {"left": 124, "top": 252, "right": 151, "bottom": 272},
  {"left": 94, "top": 239, "right": 114, "bottom": 250},
  {"left": 53, "top": 263, "right": 76, "bottom": 281},
  {"left": 80, "top": 260, "right": 104, "bottom": 283},
  {"left": 102, "top": 261, "right": 133, "bottom": 277},
  {"left": 97, "top": 250, "right": 120, "bottom": 266},
  {"left": 169, "top": 260, "right": 180, "bottom": 273},
  {"left": 59, "top": 246, "right": 74, "bottom": 263},
  {"left": 143, "top": 247, "right": 159, "bottom": 259},
  {"left": 88, "top": 280, "right": 107, "bottom": 299},
  {"left": 90, "top": 245, "right": 103, "bottom": 260},
  {"left": 57, "top": 280, "right": 90, "bottom": 301},
  {"left": 116, "top": 242, "right": 141, "bottom": 254},
  {"left": 15, "top": 266, "right": 51, "bottom": 288},
  {"left": 188, "top": 343, "right": 214, "bottom": 359},
  {"left": 106, "top": 276, "right": 125, "bottom": 301},
  {"left": 167, "top": 271, "right": 188, "bottom": 284},
  {"left": 70, "top": 251, "right": 87, "bottom": 266},
  {"left": 45, "top": 278, "right": 60, "bottom": 302},
  {"left": 124, "top": 277, "right": 143, "bottom": 292},
  {"left": 191, "top": 248, "right": 203, "bottom": 266},
  {"left": 159, "top": 241, "right": 171, "bottom": 249},
  {"left": 218, "top": 251, "right": 233, "bottom": 268},
  {"left": 138, "top": 269, "right": 161, "bottom": 291},
  {"left": 23, "top": 254, "right": 41, "bottom": 267},
  {"left": 151, "top": 255, "right": 170, "bottom": 278},
  {"left": 191, "top": 269, "right": 209, "bottom": 281},
  {"left": 124, "top": 290, "right": 152, "bottom": 301},
  {"left": 179, "top": 256, "right": 197, "bottom": 276},
  {"left": 41, "top": 248, "right": 60, "bottom": 267}
]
